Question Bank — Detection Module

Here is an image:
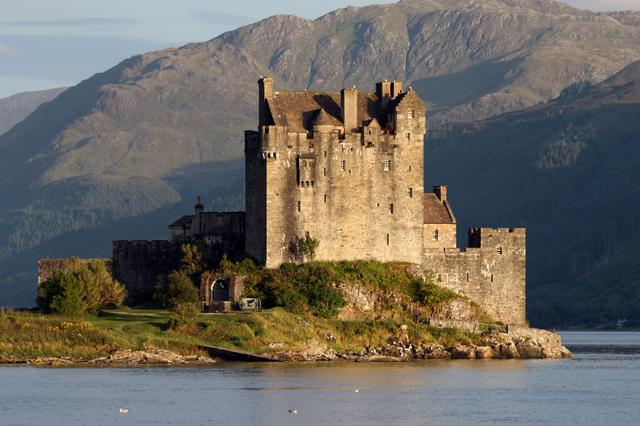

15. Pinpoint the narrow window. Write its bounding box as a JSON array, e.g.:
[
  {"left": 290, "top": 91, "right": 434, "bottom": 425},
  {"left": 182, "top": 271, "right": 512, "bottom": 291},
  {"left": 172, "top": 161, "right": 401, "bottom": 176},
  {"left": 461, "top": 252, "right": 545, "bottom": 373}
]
[
  {"left": 324, "top": 194, "right": 327, "bottom": 203},
  {"left": 383, "top": 160, "right": 391, "bottom": 171},
  {"left": 323, "top": 167, "right": 327, "bottom": 176},
  {"left": 432, "top": 229, "right": 439, "bottom": 241},
  {"left": 376, "top": 202, "right": 380, "bottom": 208},
  {"left": 341, "top": 160, "right": 346, "bottom": 171},
  {"left": 466, "top": 273, "right": 470, "bottom": 282},
  {"left": 497, "top": 246, "right": 503, "bottom": 255},
  {"left": 297, "top": 201, "right": 301, "bottom": 212},
  {"left": 408, "top": 109, "right": 415, "bottom": 119},
  {"left": 324, "top": 151, "right": 327, "bottom": 158},
  {"left": 408, "top": 188, "right": 413, "bottom": 198},
  {"left": 405, "top": 132, "right": 410, "bottom": 140},
  {"left": 386, "top": 233, "right": 390, "bottom": 246},
  {"left": 491, "top": 274, "right": 494, "bottom": 283},
  {"left": 389, "top": 203, "right": 394, "bottom": 214},
  {"left": 409, "top": 165, "right": 412, "bottom": 172}
]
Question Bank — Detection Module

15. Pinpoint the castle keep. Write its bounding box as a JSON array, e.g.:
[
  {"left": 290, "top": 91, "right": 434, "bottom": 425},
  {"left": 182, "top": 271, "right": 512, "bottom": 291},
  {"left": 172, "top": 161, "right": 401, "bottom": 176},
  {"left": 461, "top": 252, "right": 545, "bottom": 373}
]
[
  {"left": 38, "top": 78, "right": 526, "bottom": 325},
  {"left": 242, "top": 78, "right": 526, "bottom": 324}
]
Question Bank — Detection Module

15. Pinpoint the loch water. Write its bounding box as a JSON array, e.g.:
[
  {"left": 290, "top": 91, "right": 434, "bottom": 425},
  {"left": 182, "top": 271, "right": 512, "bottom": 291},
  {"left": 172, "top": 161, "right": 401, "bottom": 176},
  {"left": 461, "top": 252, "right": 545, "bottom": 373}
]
[{"left": 1, "top": 331, "right": 639, "bottom": 425}]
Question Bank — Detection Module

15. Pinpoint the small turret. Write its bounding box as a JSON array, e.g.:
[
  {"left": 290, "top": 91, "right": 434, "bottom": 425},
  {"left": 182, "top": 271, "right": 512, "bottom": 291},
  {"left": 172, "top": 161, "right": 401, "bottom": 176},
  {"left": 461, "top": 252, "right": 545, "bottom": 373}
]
[{"left": 193, "top": 196, "right": 204, "bottom": 235}]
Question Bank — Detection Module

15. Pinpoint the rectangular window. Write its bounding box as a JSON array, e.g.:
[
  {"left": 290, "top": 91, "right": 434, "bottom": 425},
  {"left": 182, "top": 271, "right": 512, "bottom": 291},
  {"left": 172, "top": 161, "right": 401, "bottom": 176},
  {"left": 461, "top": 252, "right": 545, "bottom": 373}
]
[
  {"left": 497, "top": 246, "right": 503, "bottom": 255},
  {"left": 389, "top": 204, "right": 394, "bottom": 214},
  {"left": 404, "top": 132, "right": 410, "bottom": 140},
  {"left": 432, "top": 229, "right": 439, "bottom": 241},
  {"left": 408, "top": 109, "right": 415, "bottom": 119},
  {"left": 341, "top": 160, "right": 346, "bottom": 171},
  {"left": 466, "top": 273, "right": 470, "bottom": 282},
  {"left": 323, "top": 167, "right": 327, "bottom": 176},
  {"left": 383, "top": 160, "right": 391, "bottom": 171},
  {"left": 324, "top": 151, "right": 327, "bottom": 158},
  {"left": 297, "top": 201, "right": 301, "bottom": 212},
  {"left": 324, "top": 194, "right": 327, "bottom": 203},
  {"left": 408, "top": 188, "right": 413, "bottom": 198},
  {"left": 386, "top": 233, "right": 390, "bottom": 246}
]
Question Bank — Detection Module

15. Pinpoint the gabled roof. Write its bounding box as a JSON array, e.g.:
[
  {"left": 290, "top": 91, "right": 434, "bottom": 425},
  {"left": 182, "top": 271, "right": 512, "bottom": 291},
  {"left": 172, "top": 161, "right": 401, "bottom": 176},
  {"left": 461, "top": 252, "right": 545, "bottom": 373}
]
[
  {"left": 266, "top": 91, "right": 386, "bottom": 133},
  {"left": 168, "top": 214, "right": 193, "bottom": 228},
  {"left": 423, "top": 193, "right": 456, "bottom": 224}
]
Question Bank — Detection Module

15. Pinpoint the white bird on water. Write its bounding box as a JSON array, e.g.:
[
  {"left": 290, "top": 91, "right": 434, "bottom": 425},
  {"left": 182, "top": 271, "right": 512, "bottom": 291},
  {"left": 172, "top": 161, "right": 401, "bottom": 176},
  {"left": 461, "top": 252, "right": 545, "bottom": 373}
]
[{"left": 288, "top": 408, "right": 298, "bottom": 414}]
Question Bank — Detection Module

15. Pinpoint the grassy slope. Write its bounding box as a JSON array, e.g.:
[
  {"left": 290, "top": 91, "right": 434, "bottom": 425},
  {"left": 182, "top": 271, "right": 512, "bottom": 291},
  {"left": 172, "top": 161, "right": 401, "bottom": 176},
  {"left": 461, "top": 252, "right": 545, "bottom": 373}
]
[{"left": 0, "top": 308, "right": 479, "bottom": 362}]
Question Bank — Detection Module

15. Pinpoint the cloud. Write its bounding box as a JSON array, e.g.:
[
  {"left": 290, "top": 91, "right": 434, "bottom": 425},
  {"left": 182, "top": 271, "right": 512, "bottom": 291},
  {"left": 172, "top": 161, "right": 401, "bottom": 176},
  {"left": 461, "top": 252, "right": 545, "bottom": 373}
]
[
  {"left": 2, "top": 18, "right": 138, "bottom": 27},
  {"left": 0, "top": 42, "right": 15, "bottom": 56},
  {"left": 194, "top": 11, "right": 255, "bottom": 27},
  {"left": 567, "top": 0, "right": 640, "bottom": 11}
]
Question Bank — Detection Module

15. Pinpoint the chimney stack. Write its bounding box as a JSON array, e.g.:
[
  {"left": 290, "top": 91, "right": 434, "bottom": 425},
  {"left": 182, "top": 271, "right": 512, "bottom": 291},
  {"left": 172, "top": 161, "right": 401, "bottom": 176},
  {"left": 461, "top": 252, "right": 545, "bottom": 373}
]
[
  {"left": 433, "top": 185, "right": 447, "bottom": 202},
  {"left": 258, "top": 77, "right": 273, "bottom": 126},
  {"left": 341, "top": 87, "right": 358, "bottom": 133},
  {"left": 390, "top": 81, "right": 403, "bottom": 99},
  {"left": 376, "top": 80, "right": 391, "bottom": 100}
]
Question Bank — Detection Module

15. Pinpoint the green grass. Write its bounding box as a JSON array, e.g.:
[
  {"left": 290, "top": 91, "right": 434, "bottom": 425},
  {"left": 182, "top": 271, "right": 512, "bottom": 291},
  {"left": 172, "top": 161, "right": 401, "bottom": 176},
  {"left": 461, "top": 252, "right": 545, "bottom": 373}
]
[{"left": 0, "top": 307, "right": 483, "bottom": 362}]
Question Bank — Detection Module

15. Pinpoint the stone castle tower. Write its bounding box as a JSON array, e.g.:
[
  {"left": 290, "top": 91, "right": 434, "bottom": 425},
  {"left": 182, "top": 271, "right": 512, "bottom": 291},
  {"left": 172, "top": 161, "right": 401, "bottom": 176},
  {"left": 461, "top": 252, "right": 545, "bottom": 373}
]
[
  {"left": 242, "top": 78, "right": 526, "bottom": 325},
  {"left": 245, "top": 78, "right": 429, "bottom": 267}
]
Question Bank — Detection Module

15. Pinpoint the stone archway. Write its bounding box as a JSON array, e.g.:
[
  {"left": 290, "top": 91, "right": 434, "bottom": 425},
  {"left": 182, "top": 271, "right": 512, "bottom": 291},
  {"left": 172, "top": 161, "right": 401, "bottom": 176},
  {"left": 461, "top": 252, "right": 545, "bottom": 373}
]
[{"left": 211, "top": 279, "right": 230, "bottom": 302}]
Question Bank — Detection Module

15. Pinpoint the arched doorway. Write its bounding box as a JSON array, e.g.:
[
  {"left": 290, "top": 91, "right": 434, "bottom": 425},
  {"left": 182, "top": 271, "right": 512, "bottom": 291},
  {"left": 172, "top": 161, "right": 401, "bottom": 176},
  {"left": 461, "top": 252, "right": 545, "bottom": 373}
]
[{"left": 211, "top": 279, "right": 229, "bottom": 302}]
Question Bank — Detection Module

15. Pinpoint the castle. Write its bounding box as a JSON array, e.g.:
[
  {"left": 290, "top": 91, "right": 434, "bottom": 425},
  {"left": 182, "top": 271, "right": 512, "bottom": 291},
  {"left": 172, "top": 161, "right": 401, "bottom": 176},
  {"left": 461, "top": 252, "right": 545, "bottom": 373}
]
[{"left": 39, "top": 78, "right": 526, "bottom": 325}]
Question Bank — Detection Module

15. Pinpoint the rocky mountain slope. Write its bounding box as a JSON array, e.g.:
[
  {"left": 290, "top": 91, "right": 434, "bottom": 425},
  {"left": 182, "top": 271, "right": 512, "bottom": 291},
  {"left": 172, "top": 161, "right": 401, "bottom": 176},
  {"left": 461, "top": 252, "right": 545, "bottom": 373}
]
[
  {"left": 427, "top": 60, "right": 640, "bottom": 328},
  {"left": 1, "top": 0, "right": 640, "bottom": 315},
  {"left": 0, "top": 88, "right": 66, "bottom": 135}
]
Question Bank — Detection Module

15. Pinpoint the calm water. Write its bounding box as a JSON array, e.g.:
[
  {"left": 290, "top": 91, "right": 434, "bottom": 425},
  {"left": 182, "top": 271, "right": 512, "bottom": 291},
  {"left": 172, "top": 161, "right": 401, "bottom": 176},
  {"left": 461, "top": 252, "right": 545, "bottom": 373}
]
[{"left": 1, "top": 332, "right": 639, "bottom": 425}]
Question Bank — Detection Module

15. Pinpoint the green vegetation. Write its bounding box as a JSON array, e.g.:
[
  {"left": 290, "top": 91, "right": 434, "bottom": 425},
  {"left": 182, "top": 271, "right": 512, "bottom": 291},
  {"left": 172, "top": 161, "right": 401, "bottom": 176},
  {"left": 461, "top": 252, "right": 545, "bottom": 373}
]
[
  {"left": 219, "top": 259, "right": 457, "bottom": 319},
  {"left": 37, "top": 259, "right": 126, "bottom": 317},
  {"left": 0, "top": 307, "right": 481, "bottom": 362}
]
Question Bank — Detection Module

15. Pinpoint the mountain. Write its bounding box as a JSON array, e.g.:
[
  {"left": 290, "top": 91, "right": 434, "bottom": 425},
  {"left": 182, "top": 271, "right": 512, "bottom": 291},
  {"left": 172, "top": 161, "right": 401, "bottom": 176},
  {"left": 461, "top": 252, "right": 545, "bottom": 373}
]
[
  {"left": 0, "top": 88, "right": 66, "bottom": 135},
  {"left": 1, "top": 0, "right": 640, "bottom": 313},
  {"left": 427, "top": 60, "right": 640, "bottom": 328}
]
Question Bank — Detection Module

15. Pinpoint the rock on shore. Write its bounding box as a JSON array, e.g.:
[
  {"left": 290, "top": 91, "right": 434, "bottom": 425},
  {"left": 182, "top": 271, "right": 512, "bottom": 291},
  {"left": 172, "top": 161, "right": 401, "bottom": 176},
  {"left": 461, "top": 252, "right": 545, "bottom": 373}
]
[
  {"left": 27, "top": 349, "right": 216, "bottom": 366},
  {"left": 270, "top": 327, "right": 572, "bottom": 362}
]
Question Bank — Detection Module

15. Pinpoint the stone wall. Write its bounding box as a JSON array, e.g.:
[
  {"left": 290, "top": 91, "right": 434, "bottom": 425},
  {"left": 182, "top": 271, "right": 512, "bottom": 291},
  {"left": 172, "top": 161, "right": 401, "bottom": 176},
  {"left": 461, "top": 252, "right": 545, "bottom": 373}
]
[
  {"left": 423, "top": 228, "right": 526, "bottom": 325},
  {"left": 246, "top": 86, "right": 427, "bottom": 268},
  {"left": 111, "top": 240, "right": 182, "bottom": 305},
  {"left": 37, "top": 258, "right": 111, "bottom": 286}
]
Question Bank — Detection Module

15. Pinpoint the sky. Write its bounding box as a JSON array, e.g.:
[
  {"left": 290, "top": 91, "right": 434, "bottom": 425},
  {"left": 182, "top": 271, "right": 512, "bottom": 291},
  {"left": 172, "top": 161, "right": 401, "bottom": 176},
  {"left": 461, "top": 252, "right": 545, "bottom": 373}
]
[{"left": 0, "top": 0, "right": 639, "bottom": 98}]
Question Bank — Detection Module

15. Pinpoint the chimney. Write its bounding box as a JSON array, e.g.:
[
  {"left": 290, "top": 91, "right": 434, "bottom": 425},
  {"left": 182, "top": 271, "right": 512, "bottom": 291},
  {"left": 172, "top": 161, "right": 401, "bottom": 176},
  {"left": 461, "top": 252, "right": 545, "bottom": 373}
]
[
  {"left": 376, "top": 80, "right": 391, "bottom": 100},
  {"left": 390, "top": 81, "right": 403, "bottom": 99},
  {"left": 193, "top": 196, "right": 204, "bottom": 236},
  {"left": 258, "top": 77, "right": 273, "bottom": 127},
  {"left": 341, "top": 87, "right": 358, "bottom": 133},
  {"left": 433, "top": 185, "right": 447, "bottom": 202}
]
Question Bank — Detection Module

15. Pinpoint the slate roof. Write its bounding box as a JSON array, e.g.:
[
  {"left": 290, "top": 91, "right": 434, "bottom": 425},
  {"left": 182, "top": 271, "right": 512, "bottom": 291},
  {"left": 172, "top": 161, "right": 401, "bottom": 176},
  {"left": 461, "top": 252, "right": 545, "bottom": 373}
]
[
  {"left": 168, "top": 214, "right": 194, "bottom": 228},
  {"left": 266, "top": 91, "right": 387, "bottom": 132},
  {"left": 423, "top": 193, "right": 456, "bottom": 224}
]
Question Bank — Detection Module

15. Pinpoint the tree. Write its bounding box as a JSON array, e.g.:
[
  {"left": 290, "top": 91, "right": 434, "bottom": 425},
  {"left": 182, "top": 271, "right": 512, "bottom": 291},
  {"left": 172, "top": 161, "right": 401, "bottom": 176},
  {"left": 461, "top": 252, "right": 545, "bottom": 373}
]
[
  {"left": 165, "top": 270, "right": 200, "bottom": 308},
  {"left": 301, "top": 233, "right": 320, "bottom": 262},
  {"left": 37, "top": 260, "right": 126, "bottom": 316}
]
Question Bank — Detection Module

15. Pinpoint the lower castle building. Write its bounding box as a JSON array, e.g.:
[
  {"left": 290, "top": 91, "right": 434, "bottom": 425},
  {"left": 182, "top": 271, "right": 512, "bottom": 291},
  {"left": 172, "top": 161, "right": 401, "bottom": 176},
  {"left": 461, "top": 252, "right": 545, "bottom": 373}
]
[{"left": 38, "top": 78, "right": 526, "bottom": 325}]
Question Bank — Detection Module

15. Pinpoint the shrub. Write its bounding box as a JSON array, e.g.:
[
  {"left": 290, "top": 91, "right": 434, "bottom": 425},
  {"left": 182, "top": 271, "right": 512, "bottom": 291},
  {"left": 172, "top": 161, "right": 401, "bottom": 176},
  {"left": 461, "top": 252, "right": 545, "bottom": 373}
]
[
  {"left": 411, "top": 277, "right": 458, "bottom": 307},
  {"left": 165, "top": 270, "right": 200, "bottom": 308},
  {"left": 168, "top": 302, "right": 200, "bottom": 329},
  {"left": 38, "top": 261, "right": 126, "bottom": 316}
]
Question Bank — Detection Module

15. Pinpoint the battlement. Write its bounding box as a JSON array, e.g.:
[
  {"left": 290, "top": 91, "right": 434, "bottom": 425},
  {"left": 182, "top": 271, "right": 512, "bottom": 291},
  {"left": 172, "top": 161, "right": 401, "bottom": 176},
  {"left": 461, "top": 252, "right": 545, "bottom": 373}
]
[{"left": 468, "top": 227, "right": 526, "bottom": 251}]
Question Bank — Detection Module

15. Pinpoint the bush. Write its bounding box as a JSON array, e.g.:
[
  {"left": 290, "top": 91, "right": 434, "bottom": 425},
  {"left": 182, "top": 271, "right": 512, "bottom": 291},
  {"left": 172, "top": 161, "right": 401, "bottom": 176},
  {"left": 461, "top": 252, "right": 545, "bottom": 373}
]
[
  {"left": 411, "top": 278, "right": 458, "bottom": 307},
  {"left": 38, "top": 260, "right": 126, "bottom": 316},
  {"left": 163, "top": 270, "right": 200, "bottom": 308},
  {"left": 168, "top": 302, "right": 200, "bottom": 329}
]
